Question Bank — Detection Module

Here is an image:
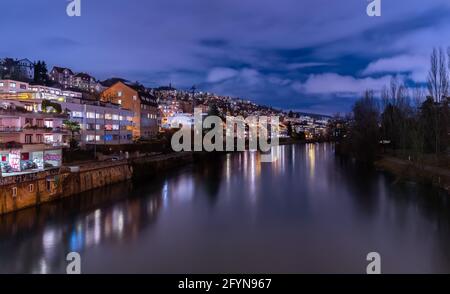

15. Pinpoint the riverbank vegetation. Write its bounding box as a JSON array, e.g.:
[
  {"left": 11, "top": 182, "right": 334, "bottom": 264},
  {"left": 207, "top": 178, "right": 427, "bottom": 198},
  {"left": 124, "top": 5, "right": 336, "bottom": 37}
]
[{"left": 333, "top": 47, "right": 450, "bottom": 172}]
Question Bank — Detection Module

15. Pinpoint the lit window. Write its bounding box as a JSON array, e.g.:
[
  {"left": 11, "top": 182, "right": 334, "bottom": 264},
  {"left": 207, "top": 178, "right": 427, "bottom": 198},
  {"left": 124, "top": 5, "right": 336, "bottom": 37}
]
[
  {"left": 105, "top": 113, "right": 112, "bottom": 120},
  {"left": 118, "top": 99, "right": 122, "bottom": 105},
  {"left": 117, "top": 91, "right": 123, "bottom": 97},
  {"left": 86, "top": 112, "right": 95, "bottom": 119},
  {"left": 10, "top": 82, "right": 16, "bottom": 88},
  {"left": 71, "top": 111, "right": 83, "bottom": 118},
  {"left": 112, "top": 114, "right": 119, "bottom": 120},
  {"left": 133, "top": 95, "right": 137, "bottom": 101}
]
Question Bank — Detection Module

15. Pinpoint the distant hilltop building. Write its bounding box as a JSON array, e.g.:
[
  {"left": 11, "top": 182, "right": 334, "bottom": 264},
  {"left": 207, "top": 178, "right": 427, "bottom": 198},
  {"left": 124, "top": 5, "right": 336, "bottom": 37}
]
[
  {"left": 0, "top": 58, "right": 34, "bottom": 81},
  {"left": 49, "top": 66, "right": 104, "bottom": 93}
]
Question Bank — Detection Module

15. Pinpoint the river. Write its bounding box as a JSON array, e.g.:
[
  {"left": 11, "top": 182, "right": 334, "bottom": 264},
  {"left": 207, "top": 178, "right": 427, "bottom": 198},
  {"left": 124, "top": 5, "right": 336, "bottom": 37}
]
[{"left": 1, "top": 143, "right": 449, "bottom": 273}]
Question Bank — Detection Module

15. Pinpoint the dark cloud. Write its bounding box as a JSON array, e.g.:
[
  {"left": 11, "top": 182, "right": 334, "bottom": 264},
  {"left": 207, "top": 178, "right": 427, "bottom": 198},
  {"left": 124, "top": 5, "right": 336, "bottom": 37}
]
[{"left": 1, "top": 0, "right": 449, "bottom": 114}]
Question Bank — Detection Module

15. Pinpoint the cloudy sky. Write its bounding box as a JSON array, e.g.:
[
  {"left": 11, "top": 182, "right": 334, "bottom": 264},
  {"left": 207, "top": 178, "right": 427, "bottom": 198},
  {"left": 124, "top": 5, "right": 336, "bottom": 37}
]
[{"left": 1, "top": 0, "right": 449, "bottom": 114}]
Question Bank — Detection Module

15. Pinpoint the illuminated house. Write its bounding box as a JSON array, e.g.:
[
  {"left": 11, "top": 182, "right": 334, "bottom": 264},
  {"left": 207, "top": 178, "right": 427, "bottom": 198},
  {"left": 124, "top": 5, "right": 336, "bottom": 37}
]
[
  {"left": 0, "top": 80, "right": 134, "bottom": 146},
  {"left": 49, "top": 66, "right": 74, "bottom": 89},
  {"left": 101, "top": 81, "right": 159, "bottom": 139},
  {"left": 0, "top": 100, "right": 65, "bottom": 176}
]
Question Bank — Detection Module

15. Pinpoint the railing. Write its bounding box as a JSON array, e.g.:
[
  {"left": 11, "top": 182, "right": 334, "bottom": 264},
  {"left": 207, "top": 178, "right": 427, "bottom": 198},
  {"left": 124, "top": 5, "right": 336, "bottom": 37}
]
[{"left": 0, "top": 127, "right": 22, "bottom": 133}]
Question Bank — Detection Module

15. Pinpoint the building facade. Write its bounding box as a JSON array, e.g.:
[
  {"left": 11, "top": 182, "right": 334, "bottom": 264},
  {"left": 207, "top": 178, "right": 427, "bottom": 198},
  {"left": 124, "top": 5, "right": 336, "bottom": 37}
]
[
  {"left": 0, "top": 100, "right": 65, "bottom": 176},
  {"left": 49, "top": 66, "right": 75, "bottom": 89},
  {"left": 0, "top": 80, "right": 134, "bottom": 146},
  {"left": 101, "top": 82, "right": 158, "bottom": 139},
  {"left": 0, "top": 58, "right": 34, "bottom": 81}
]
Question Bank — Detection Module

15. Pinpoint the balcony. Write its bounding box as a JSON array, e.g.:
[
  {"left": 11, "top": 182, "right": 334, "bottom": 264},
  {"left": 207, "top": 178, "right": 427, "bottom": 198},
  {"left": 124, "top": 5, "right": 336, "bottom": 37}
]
[{"left": 0, "top": 126, "right": 22, "bottom": 133}]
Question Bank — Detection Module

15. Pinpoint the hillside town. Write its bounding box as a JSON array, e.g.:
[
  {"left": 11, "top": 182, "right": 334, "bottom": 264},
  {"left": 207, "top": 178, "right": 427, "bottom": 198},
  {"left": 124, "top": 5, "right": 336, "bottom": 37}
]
[{"left": 0, "top": 57, "right": 331, "bottom": 177}]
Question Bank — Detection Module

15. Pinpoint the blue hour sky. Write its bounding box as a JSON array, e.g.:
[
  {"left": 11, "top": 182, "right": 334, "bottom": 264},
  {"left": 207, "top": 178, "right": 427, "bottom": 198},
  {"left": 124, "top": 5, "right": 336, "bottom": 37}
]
[{"left": 1, "top": 0, "right": 449, "bottom": 114}]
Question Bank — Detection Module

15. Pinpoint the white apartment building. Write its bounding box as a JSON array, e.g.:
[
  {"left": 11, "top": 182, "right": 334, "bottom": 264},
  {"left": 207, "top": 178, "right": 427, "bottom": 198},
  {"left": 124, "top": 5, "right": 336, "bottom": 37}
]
[{"left": 0, "top": 80, "right": 134, "bottom": 146}]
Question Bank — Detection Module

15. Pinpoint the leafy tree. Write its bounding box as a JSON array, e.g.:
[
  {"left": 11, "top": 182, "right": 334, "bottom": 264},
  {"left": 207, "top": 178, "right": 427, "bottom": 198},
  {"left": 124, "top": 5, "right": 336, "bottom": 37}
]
[{"left": 63, "top": 120, "right": 81, "bottom": 149}]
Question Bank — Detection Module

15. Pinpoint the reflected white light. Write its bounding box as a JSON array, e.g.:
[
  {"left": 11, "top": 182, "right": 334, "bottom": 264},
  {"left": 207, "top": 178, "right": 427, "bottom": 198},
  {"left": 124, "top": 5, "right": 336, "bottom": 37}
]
[
  {"left": 94, "top": 209, "right": 101, "bottom": 245},
  {"left": 162, "top": 181, "right": 169, "bottom": 207},
  {"left": 39, "top": 258, "right": 48, "bottom": 274},
  {"left": 112, "top": 208, "right": 124, "bottom": 237},
  {"left": 42, "top": 227, "right": 60, "bottom": 255}
]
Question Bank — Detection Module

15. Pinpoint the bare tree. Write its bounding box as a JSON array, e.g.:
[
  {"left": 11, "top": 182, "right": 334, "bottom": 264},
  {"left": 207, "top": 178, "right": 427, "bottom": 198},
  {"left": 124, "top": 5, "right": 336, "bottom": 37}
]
[{"left": 428, "top": 47, "right": 448, "bottom": 103}]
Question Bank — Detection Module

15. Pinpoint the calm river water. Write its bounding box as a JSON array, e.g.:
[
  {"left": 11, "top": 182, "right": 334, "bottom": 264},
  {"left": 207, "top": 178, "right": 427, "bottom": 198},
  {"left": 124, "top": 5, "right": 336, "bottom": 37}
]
[{"left": 1, "top": 143, "right": 450, "bottom": 273}]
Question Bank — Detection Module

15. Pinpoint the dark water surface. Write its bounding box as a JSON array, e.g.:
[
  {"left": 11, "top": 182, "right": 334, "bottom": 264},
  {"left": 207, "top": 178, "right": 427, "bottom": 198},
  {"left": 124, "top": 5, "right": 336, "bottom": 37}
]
[{"left": 1, "top": 143, "right": 450, "bottom": 273}]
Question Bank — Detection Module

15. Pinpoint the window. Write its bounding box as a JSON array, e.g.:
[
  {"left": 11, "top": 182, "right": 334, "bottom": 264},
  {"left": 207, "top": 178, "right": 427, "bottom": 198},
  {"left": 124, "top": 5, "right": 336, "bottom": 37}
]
[
  {"left": 25, "top": 134, "right": 33, "bottom": 144},
  {"left": 29, "top": 184, "right": 34, "bottom": 193},
  {"left": 117, "top": 91, "right": 123, "bottom": 97},
  {"left": 20, "top": 84, "right": 27, "bottom": 90},
  {"left": 44, "top": 120, "right": 53, "bottom": 128},
  {"left": 12, "top": 187, "right": 17, "bottom": 197},
  {"left": 112, "top": 114, "right": 119, "bottom": 120},
  {"left": 0, "top": 82, "right": 4, "bottom": 87},
  {"left": 86, "top": 112, "right": 95, "bottom": 119},
  {"left": 105, "top": 113, "right": 112, "bottom": 120},
  {"left": 112, "top": 124, "right": 119, "bottom": 130},
  {"left": 10, "top": 82, "right": 16, "bottom": 88},
  {"left": 36, "top": 134, "right": 43, "bottom": 143},
  {"left": 118, "top": 99, "right": 122, "bottom": 105},
  {"left": 46, "top": 181, "right": 51, "bottom": 191},
  {"left": 71, "top": 111, "right": 83, "bottom": 118},
  {"left": 96, "top": 113, "right": 103, "bottom": 119},
  {"left": 133, "top": 95, "right": 137, "bottom": 101}
]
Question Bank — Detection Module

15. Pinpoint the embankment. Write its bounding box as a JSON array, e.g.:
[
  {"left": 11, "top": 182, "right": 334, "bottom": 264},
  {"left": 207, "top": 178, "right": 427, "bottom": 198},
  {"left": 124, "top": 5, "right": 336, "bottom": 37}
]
[
  {"left": 375, "top": 156, "right": 450, "bottom": 193},
  {"left": 0, "top": 152, "right": 193, "bottom": 215}
]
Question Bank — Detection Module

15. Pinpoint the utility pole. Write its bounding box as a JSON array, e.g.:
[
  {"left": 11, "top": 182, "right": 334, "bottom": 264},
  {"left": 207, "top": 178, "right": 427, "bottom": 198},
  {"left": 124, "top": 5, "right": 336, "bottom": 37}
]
[{"left": 191, "top": 85, "right": 196, "bottom": 114}]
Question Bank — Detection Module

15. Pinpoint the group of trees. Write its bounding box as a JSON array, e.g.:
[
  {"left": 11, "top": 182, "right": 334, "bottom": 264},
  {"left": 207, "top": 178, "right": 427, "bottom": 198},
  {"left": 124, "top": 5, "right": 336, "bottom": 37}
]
[
  {"left": 343, "top": 48, "right": 450, "bottom": 164},
  {"left": 33, "top": 61, "right": 49, "bottom": 85}
]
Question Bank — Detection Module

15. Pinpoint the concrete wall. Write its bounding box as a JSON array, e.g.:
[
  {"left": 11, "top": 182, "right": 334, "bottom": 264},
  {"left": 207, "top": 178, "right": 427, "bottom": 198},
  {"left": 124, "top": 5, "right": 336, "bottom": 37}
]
[
  {"left": 0, "top": 162, "right": 132, "bottom": 215},
  {"left": 0, "top": 152, "right": 193, "bottom": 215}
]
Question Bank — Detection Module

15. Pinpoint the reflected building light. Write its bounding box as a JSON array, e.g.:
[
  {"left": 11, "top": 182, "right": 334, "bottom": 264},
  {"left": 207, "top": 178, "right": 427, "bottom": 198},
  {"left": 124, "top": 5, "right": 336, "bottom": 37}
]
[
  {"left": 162, "top": 181, "right": 169, "bottom": 208},
  {"left": 243, "top": 152, "right": 248, "bottom": 178},
  {"left": 39, "top": 258, "right": 48, "bottom": 274},
  {"left": 112, "top": 208, "right": 125, "bottom": 237},
  {"left": 42, "top": 227, "right": 60, "bottom": 256},
  {"left": 171, "top": 176, "right": 194, "bottom": 203},
  {"left": 94, "top": 209, "right": 102, "bottom": 245},
  {"left": 226, "top": 153, "right": 231, "bottom": 183},
  {"left": 307, "top": 144, "right": 316, "bottom": 178},
  {"left": 69, "top": 229, "right": 84, "bottom": 252},
  {"left": 290, "top": 145, "right": 296, "bottom": 172},
  {"left": 249, "top": 152, "right": 257, "bottom": 201},
  {"left": 279, "top": 146, "right": 286, "bottom": 174}
]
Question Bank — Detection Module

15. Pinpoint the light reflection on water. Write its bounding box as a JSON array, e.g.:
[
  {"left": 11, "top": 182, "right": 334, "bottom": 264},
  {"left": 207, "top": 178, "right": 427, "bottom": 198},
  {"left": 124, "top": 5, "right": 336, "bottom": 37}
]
[{"left": 1, "top": 143, "right": 450, "bottom": 273}]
